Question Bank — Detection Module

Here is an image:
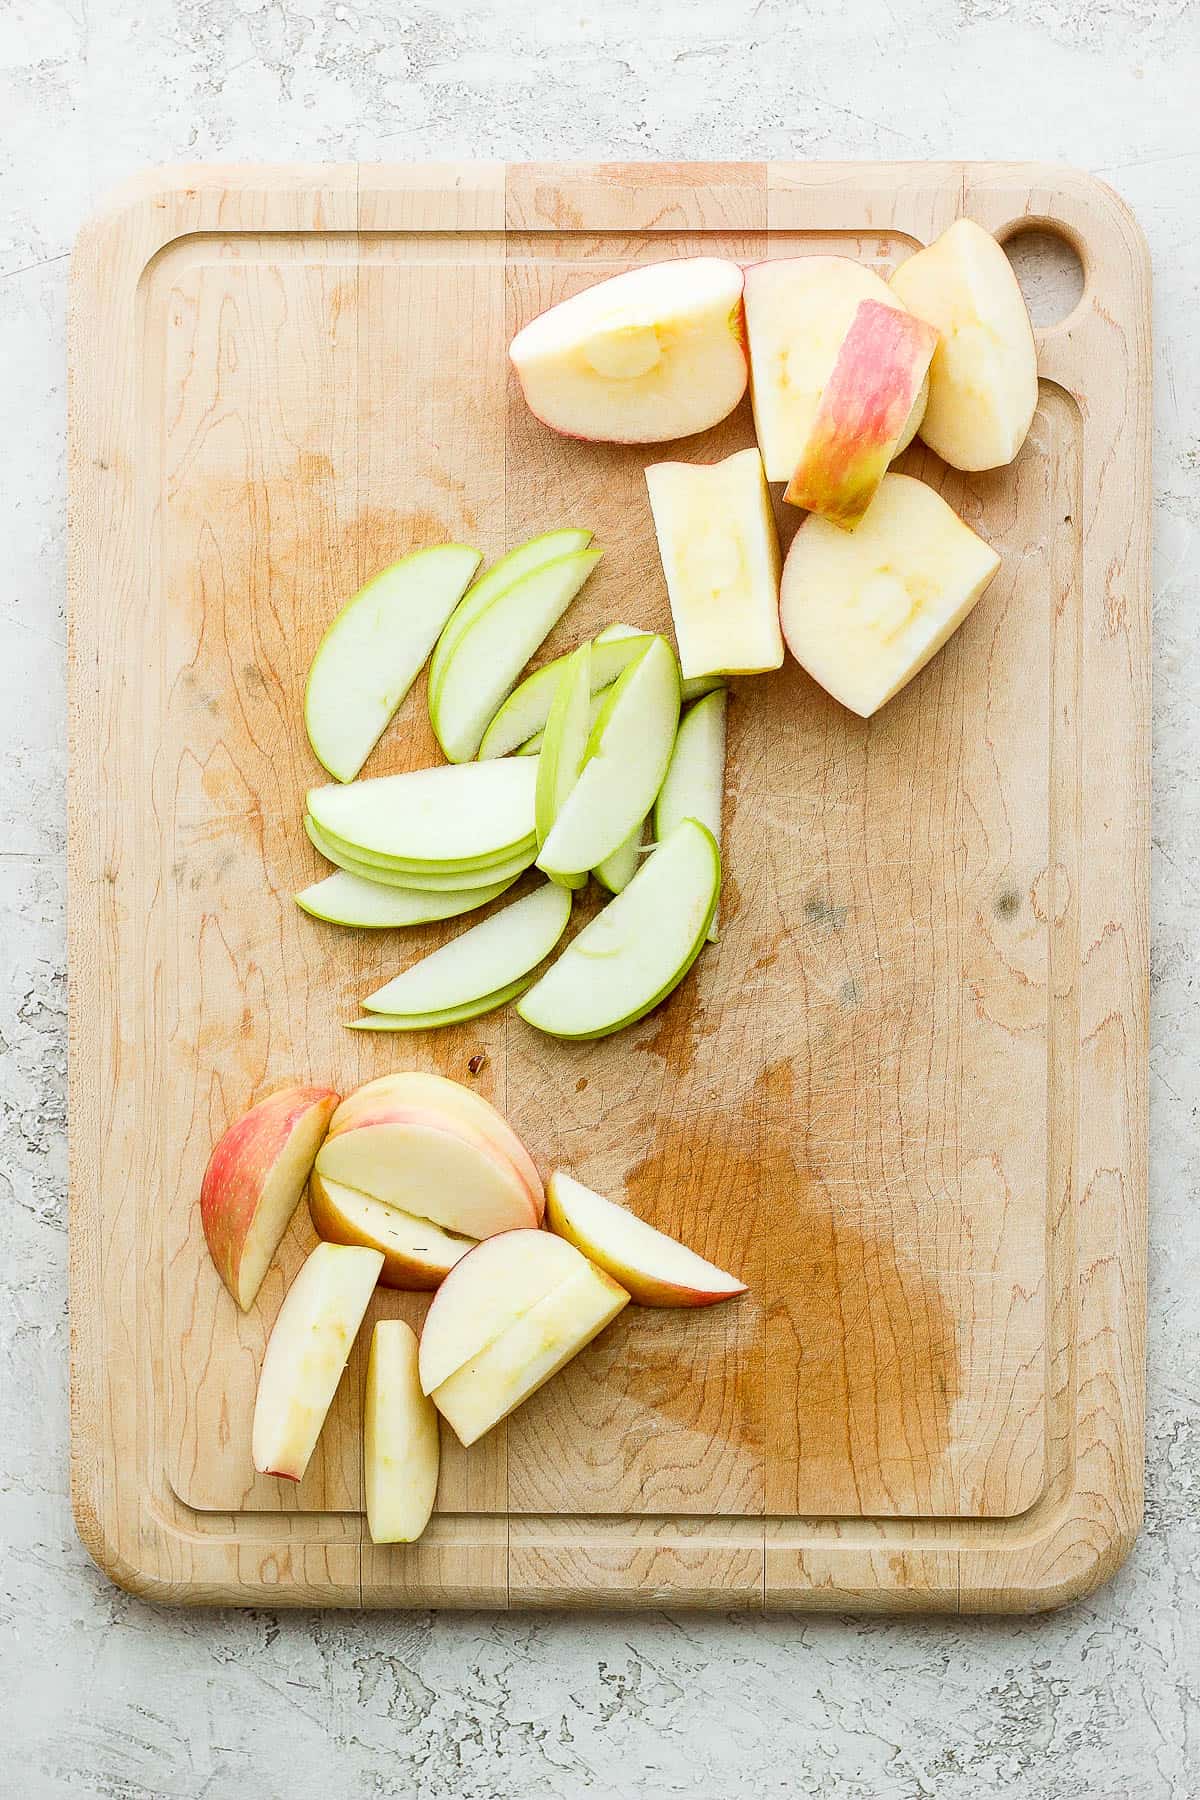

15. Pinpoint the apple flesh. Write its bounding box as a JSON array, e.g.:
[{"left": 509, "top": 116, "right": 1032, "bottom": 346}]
[
  {"left": 780, "top": 471, "right": 1001, "bottom": 716},
  {"left": 783, "top": 299, "right": 938, "bottom": 529},
  {"left": 331, "top": 1073, "right": 543, "bottom": 1209},
  {"left": 654, "top": 687, "right": 727, "bottom": 941},
  {"left": 346, "top": 973, "right": 535, "bottom": 1030},
  {"left": 509, "top": 257, "right": 748, "bottom": 444},
  {"left": 307, "top": 758, "right": 538, "bottom": 866},
  {"left": 308, "top": 1172, "right": 476, "bottom": 1289},
  {"left": 316, "top": 1114, "right": 538, "bottom": 1240},
  {"left": 520, "top": 818, "right": 719, "bottom": 1040},
  {"left": 545, "top": 1171, "right": 747, "bottom": 1307},
  {"left": 478, "top": 625, "right": 654, "bottom": 760},
  {"left": 304, "top": 544, "right": 481, "bottom": 783},
  {"left": 593, "top": 816, "right": 646, "bottom": 895},
  {"left": 535, "top": 644, "right": 592, "bottom": 889},
  {"left": 743, "top": 257, "right": 929, "bottom": 482},
  {"left": 645, "top": 448, "right": 784, "bottom": 681},
  {"left": 361, "top": 883, "right": 572, "bottom": 1018},
  {"left": 429, "top": 528, "right": 593, "bottom": 703},
  {"left": 201, "top": 1083, "right": 339, "bottom": 1311},
  {"left": 364, "top": 1320, "right": 440, "bottom": 1544},
  {"left": 417, "top": 1227, "right": 588, "bottom": 1394},
  {"left": 251, "top": 1242, "right": 383, "bottom": 1481},
  {"left": 296, "top": 869, "right": 518, "bottom": 930},
  {"left": 304, "top": 814, "right": 536, "bottom": 892}
]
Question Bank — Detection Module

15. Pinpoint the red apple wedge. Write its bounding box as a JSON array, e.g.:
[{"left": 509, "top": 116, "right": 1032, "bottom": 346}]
[
  {"left": 200, "top": 1083, "right": 339, "bottom": 1310},
  {"left": 783, "top": 299, "right": 937, "bottom": 529},
  {"left": 252, "top": 1241, "right": 383, "bottom": 1481},
  {"left": 316, "top": 1107, "right": 538, "bottom": 1239},
  {"left": 417, "top": 1228, "right": 588, "bottom": 1394},
  {"left": 545, "top": 1171, "right": 748, "bottom": 1307},
  {"left": 364, "top": 1320, "right": 440, "bottom": 1544},
  {"left": 309, "top": 1171, "right": 476, "bottom": 1290}
]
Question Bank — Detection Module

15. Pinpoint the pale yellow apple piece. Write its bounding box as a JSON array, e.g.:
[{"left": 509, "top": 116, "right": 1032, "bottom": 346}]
[
  {"left": 417, "top": 1227, "right": 587, "bottom": 1394},
  {"left": 364, "top": 1320, "right": 440, "bottom": 1544},
  {"left": 308, "top": 1171, "right": 476, "bottom": 1291},
  {"left": 546, "top": 1170, "right": 747, "bottom": 1307}
]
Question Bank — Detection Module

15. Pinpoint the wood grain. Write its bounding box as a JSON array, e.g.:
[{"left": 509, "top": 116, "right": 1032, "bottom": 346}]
[{"left": 69, "top": 162, "right": 1149, "bottom": 1609}]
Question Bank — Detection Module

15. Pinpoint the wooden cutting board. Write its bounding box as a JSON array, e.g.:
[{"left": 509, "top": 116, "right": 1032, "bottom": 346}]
[{"left": 68, "top": 162, "right": 1149, "bottom": 1610}]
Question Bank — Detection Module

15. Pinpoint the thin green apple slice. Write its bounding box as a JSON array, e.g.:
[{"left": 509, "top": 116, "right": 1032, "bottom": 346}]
[
  {"left": 537, "top": 635, "right": 680, "bottom": 882},
  {"left": 296, "top": 869, "right": 517, "bottom": 929},
  {"left": 593, "top": 816, "right": 646, "bottom": 895},
  {"left": 362, "top": 882, "right": 572, "bottom": 1015},
  {"left": 305, "top": 544, "right": 482, "bottom": 783},
  {"left": 347, "top": 974, "right": 535, "bottom": 1031},
  {"left": 309, "top": 815, "right": 535, "bottom": 876},
  {"left": 308, "top": 758, "right": 537, "bottom": 864},
  {"left": 304, "top": 814, "right": 536, "bottom": 891},
  {"left": 518, "top": 819, "right": 719, "bottom": 1039},
  {"left": 514, "top": 684, "right": 611, "bottom": 759},
  {"left": 654, "top": 687, "right": 727, "bottom": 941},
  {"left": 430, "top": 549, "right": 602, "bottom": 763},
  {"left": 535, "top": 645, "right": 592, "bottom": 890},
  {"left": 429, "top": 529, "right": 593, "bottom": 703},
  {"left": 478, "top": 624, "right": 654, "bottom": 759},
  {"left": 681, "top": 673, "right": 726, "bottom": 702}
]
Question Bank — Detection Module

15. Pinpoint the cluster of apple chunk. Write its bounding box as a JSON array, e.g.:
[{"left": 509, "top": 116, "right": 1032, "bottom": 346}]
[
  {"left": 200, "top": 1073, "right": 746, "bottom": 1543},
  {"left": 508, "top": 222, "right": 1037, "bottom": 717}
]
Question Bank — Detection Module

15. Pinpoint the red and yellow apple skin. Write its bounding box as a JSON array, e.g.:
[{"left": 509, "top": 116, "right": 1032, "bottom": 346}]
[
  {"left": 784, "top": 300, "right": 938, "bottom": 529},
  {"left": 200, "top": 1083, "right": 339, "bottom": 1311}
]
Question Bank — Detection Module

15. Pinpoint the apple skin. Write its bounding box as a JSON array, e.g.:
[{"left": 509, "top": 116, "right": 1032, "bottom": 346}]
[
  {"left": 545, "top": 1171, "right": 747, "bottom": 1308},
  {"left": 783, "top": 299, "right": 938, "bottom": 529},
  {"left": 308, "top": 1170, "right": 476, "bottom": 1290},
  {"left": 200, "top": 1083, "right": 339, "bottom": 1311},
  {"left": 417, "top": 1226, "right": 588, "bottom": 1394}
]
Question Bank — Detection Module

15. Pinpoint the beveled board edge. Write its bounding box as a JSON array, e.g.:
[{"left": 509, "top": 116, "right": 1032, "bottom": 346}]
[{"left": 67, "top": 161, "right": 1150, "bottom": 1611}]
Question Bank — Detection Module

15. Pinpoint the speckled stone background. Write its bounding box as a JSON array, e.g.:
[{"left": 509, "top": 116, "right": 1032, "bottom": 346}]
[{"left": 3, "top": 2, "right": 1198, "bottom": 1795}]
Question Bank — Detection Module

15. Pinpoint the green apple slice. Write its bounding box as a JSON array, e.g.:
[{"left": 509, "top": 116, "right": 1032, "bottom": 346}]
[
  {"left": 430, "top": 548, "right": 602, "bottom": 763},
  {"left": 537, "top": 635, "right": 680, "bottom": 882},
  {"left": 309, "top": 815, "right": 535, "bottom": 876},
  {"left": 308, "top": 758, "right": 537, "bottom": 864},
  {"left": 347, "top": 973, "right": 535, "bottom": 1031},
  {"left": 362, "top": 882, "right": 571, "bottom": 1015},
  {"left": 593, "top": 816, "right": 646, "bottom": 895},
  {"left": 654, "top": 687, "right": 727, "bottom": 941},
  {"left": 514, "top": 684, "right": 612, "bottom": 759},
  {"left": 429, "top": 529, "right": 593, "bottom": 703},
  {"left": 304, "top": 544, "right": 482, "bottom": 783},
  {"left": 518, "top": 819, "right": 719, "bottom": 1039},
  {"left": 681, "top": 673, "right": 726, "bottom": 702},
  {"left": 477, "top": 624, "right": 653, "bottom": 760},
  {"left": 535, "top": 645, "right": 592, "bottom": 890},
  {"left": 304, "top": 814, "right": 536, "bottom": 891},
  {"left": 296, "top": 869, "right": 517, "bottom": 929}
]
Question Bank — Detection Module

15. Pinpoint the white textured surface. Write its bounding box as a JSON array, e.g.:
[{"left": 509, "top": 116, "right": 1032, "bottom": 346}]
[{"left": 2, "top": 2, "right": 1198, "bottom": 1795}]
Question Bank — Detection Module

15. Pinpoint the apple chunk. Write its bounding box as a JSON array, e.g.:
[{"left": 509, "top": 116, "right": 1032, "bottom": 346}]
[
  {"left": 201, "top": 1083, "right": 339, "bottom": 1311},
  {"left": 364, "top": 1321, "right": 440, "bottom": 1544},
  {"left": 890, "top": 218, "right": 1038, "bottom": 471},
  {"left": 509, "top": 257, "right": 748, "bottom": 444},
  {"left": 251, "top": 1242, "right": 383, "bottom": 1481},
  {"left": 546, "top": 1171, "right": 747, "bottom": 1307},
  {"left": 645, "top": 448, "right": 784, "bottom": 680},
  {"left": 783, "top": 300, "right": 937, "bottom": 529},
  {"left": 316, "top": 1115, "right": 538, "bottom": 1240},
  {"left": 780, "top": 471, "right": 1001, "bottom": 717},
  {"left": 418, "top": 1227, "right": 589, "bottom": 1394},
  {"left": 744, "top": 257, "right": 929, "bottom": 481},
  {"left": 309, "top": 1172, "right": 476, "bottom": 1290}
]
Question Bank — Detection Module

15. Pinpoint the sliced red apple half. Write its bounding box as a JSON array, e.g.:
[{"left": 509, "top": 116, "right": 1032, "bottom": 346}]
[
  {"left": 308, "top": 1171, "right": 476, "bottom": 1290},
  {"left": 546, "top": 1170, "right": 747, "bottom": 1307}
]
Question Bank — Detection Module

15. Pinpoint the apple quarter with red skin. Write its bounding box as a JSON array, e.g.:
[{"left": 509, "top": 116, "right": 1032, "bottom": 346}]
[
  {"left": 308, "top": 1170, "right": 476, "bottom": 1290},
  {"left": 251, "top": 1241, "right": 383, "bottom": 1481},
  {"left": 417, "top": 1227, "right": 588, "bottom": 1394},
  {"left": 364, "top": 1320, "right": 440, "bottom": 1544},
  {"left": 200, "top": 1083, "right": 339, "bottom": 1311},
  {"left": 509, "top": 257, "right": 748, "bottom": 444},
  {"left": 546, "top": 1171, "right": 747, "bottom": 1307},
  {"left": 315, "top": 1111, "right": 539, "bottom": 1240},
  {"left": 783, "top": 299, "right": 938, "bottom": 529}
]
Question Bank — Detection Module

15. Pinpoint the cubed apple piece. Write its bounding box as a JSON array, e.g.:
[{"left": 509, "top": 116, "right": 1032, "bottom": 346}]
[
  {"left": 780, "top": 471, "right": 1001, "bottom": 717},
  {"left": 890, "top": 218, "right": 1038, "bottom": 471},
  {"left": 783, "top": 300, "right": 938, "bottom": 529},
  {"left": 307, "top": 758, "right": 538, "bottom": 866},
  {"left": 546, "top": 1171, "right": 747, "bottom": 1307},
  {"left": 201, "top": 1083, "right": 339, "bottom": 1311},
  {"left": 654, "top": 688, "right": 727, "bottom": 941},
  {"left": 364, "top": 1321, "right": 440, "bottom": 1543},
  {"left": 418, "top": 1228, "right": 591, "bottom": 1393},
  {"left": 251, "top": 1242, "right": 383, "bottom": 1481},
  {"left": 509, "top": 257, "right": 748, "bottom": 444},
  {"left": 744, "top": 257, "right": 929, "bottom": 481},
  {"left": 308, "top": 1172, "right": 476, "bottom": 1289},
  {"left": 645, "top": 449, "right": 783, "bottom": 681}
]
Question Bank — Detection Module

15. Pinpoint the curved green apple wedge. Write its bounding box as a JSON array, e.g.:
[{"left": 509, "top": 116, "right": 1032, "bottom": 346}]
[
  {"left": 429, "top": 529, "right": 593, "bottom": 703},
  {"left": 477, "top": 624, "right": 653, "bottom": 760},
  {"left": 535, "top": 645, "right": 592, "bottom": 890},
  {"left": 593, "top": 816, "right": 646, "bottom": 895},
  {"left": 537, "top": 635, "right": 680, "bottom": 883},
  {"left": 307, "top": 814, "right": 535, "bottom": 877},
  {"left": 304, "top": 814, "right": 536, "bottom": 891},
  {"left": 430, "top": 548, "right": 602, "bottom": 763},
  {"left": 518, "top": 819, "right": 719, "bottom": 1040},
  {"left": 296, "top": 869, "right": 517, "bottom": 929},
  {"left": 304, "top": 544, "right": 482, "bottom": 783},
  {"left": 654, "top": 687, "right": 727, "bottom": 941},
  {"left": 361, "top": 882, "right": 572, "bottom": 1016},
  {"left": 513, "top": 684, "right": 612, "bottom": 759},
  {"left": 308, "top": 758, "right": 537, "bottom": 865},
  {"left": 347, "top": 974, "right": 535, "bottom": 1031}
]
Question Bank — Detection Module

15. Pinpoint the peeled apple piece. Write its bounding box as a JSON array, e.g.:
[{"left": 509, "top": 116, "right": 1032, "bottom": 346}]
[
  {"left": 645, "top": 448, "right": 783, "bottom": 681},
  {"left": 889, "top": 218, "right": 1039, "bottom": 471},
  {"left": 509, "top": 257, "right": 748, "bottom": 444},
  {"left": 780, "top": 471, "right": 1001, "bottom": 717}
]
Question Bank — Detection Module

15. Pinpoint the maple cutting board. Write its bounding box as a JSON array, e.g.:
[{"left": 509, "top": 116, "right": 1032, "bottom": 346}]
[{"left": 68, "top": 162, "right": 1149, "bottom": 1610}]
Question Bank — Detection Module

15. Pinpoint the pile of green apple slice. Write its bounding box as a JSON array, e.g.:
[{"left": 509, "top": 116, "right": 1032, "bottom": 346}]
[{"left": 299, "top": 532, "right": 730, "bottom": 1041}]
